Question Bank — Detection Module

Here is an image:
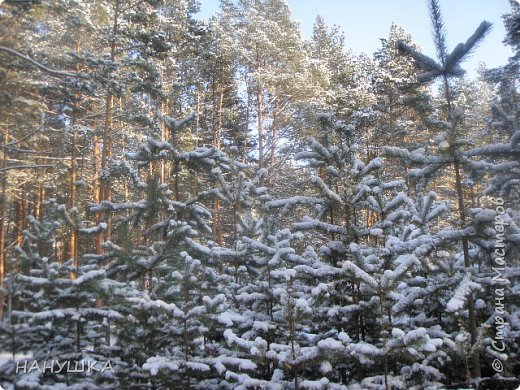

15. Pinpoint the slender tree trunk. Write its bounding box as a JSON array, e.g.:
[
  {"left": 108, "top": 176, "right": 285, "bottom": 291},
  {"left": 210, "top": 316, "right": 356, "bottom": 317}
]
[
  {"left": 16, "top": 196, "right": 26, "bottom": 267},
  {"left": 216, "top": 86, "right": 225, "bottom": 243},
  {"left": 93, "top": 131, "right": 103, "bottom": 255},
  {"left": 161, "top": 100, "right": 166, "bottom": 184},
  {"left": 195, "top": 91, "right": 200, "bottom": 148},
  {"left": 358, "top": 283, "right": 365, "bottom": 341},
  {"left": 69, "top": 127, "right": 78, "bottom": 275},
  {"left": 384, "top": 352, "right": 389, "bottom": 390},
  {"left": 243, "top": 82, "right": 251, "bottom": 164},
  {"left": 36, "top": 182, "right": 43, "bottom": 221},
  {"left": 211, "top": 74, "right": 218, "bottom": 148},
  {"left": 288, "top": 279, "right": 299, "bottom": 390},
  {"left": 76, "top": 319, "right": 81, "bottom": 352},
  {"left": 99, "top": 0, "right": 120, "bottom": 247},
  {"left": 453, "top": 158, "right": 480, "bottom": 377},
  {"left": 257, "top": 86, "right": 264, "bottom": 171},
  {"left": 101, "top": 92, "right": 114, "bottom": 240},
  {"left": 0, "top": 129, "right": 8, "bottom": 320},
  {"left": 35, "top": 182, "right": 45, "bottom": 256},
  {"left": 217, "top": 85, "right": 224, "bottom": 150},
  {"left": 8, "top": 292, "right": 15, "bottom": 358},
  {"left": 183, "top": 284, "right": 191, "bottom": 389},
  {"left": 443, "top": 70, "right": 480, "bottom": 377},
  {"left": 268, "top": 101, "right": 278, "bottom": 188},
  {"left": 69, "top": 38, "right": 81, "bottom": 279}
]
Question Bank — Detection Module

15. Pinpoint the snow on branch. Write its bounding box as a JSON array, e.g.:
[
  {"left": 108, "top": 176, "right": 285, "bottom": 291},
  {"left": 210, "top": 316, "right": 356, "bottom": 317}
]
[
  {"left": 342, "top": 261, "right": 378, "bottom": 289},
  {"left": 446, "top": 273, "right": 483, "bottom": 312}
]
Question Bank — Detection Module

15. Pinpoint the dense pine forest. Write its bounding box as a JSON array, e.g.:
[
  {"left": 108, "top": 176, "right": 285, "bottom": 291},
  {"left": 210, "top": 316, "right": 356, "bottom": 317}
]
[{"left": 0, "top": 0, "right": 519, "bottom": 388}]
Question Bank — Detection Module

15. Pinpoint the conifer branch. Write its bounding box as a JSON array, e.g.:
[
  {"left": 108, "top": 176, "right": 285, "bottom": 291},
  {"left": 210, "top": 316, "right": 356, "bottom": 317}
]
[
  {"left": 0, "top": 46, "right": 81, "bottom": 78},
  {"left": 445, "top": 21, "right": 492, "bottom": 70},
  {"left": 428, "top": 0, "right": 448, "bottom": 65}
]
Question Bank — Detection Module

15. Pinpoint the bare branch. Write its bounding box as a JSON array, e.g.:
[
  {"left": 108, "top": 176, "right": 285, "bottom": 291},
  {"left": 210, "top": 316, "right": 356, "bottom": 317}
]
[
  {"left": 0, "top": 46, "right": 83, "bottom": 78},
  {"left": 0, "top": 164, "right": 54, "bottom": 172},
  {"left": 0, "top": 125, "right": 43, "bottom": 149}
]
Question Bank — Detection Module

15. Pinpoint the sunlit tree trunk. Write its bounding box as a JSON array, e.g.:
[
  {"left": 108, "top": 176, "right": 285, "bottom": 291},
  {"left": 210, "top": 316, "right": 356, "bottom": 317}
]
[
  {"left": 0, "top": 129, "right": 8, "bottom": 319},
  {"left": 99, "top": 0, "right": 120, "bottom": 248},
  {"left": 69, "top": 37, "right": 81, "bottom": 278}
]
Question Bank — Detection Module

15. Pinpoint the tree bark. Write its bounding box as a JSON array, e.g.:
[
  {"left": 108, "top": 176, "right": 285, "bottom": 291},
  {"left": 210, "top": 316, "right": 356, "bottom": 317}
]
[
  {"left": 257, "top": 87, "right": 264, "bottom": 171},
  {"left": 268, "top": 100, "right": 278, "bottom": 188},
  {"left": 69, "top": 37, "right": 81, "bottom": 278},
  {"left": 0, "top": 129, "right": 8, "bottom": 319},
  {"left": 98, "top": 0, "right": 120, "bottom": 249}
]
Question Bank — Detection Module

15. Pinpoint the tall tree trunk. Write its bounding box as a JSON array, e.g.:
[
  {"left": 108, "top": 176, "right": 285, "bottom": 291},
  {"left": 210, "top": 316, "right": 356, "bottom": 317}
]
[
  {"left": 211, "top": 74, "right": 218, "bottom": 148},
  {"left": 93, "top": 131, "right": 102, "bottom": 255},
  {"left": 69, "top": 126, "right": 78, "bottom": 275},
  {"left": 216, "top": 86, "right": 225, "bottom": 244},
  {"left": 243, "top": 81, "right": 251, "bottom": 164},
  {"left": 444, "top": 73, "right": 480, "bottom": 378},
  {"left": 453, "top": 158, "right": 480, "bottom": 377},
  {"left": 195, "top": 91, "right": 200, "bottom": 148},
  {"left": 69, "top": 37, "right": 81, "bottom": 279},
  {"left": 217, "top": 85, "right": 224, "bottom": 151},
  {"left": 16, "top": 196, "right": 26, "bottom": 267},
  {"left": 257, "top": 86, "right": 264, "bottom": 172},
  {"left": 0, "top": 129, "right": 8, "bottom": 320},
  {"left": 98, "top": 0, "right": 120, "bottom": 250},
  {"left": 36, "top": 182, "right": 43, "bottom": 221},
  {"left": 161, "top": 99, "right": 166, "bottom": 184},
  {"left": 268, "top": 101, "right": 278, "bottom": 188}
]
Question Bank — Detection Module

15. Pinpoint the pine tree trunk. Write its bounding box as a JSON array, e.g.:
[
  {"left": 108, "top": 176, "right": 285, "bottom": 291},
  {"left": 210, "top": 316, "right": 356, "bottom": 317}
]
[
  {"left": 35, "top": 182, "right": 45, "bottom": 256},
  {"left": 101, "top": 92, "right": 114, "bottom": 240},
  {"left": 69, "top": 38, "right": 81, "bottom": 278},
  {"left": 268, "top": 101, "right": 278, "bottom": 188},
  {"left": 99, "top": 0, "right": 120, "bottom": 247},
  {"left": 212, "top": 75, "right": 218, "bottom": 148},
  {"left": 70, "top": 129, "right": 78, "bottom": 276},
  {"left": 16, "top": 196, "right": 26, "bottom": 267},
  {"left": 443, "top": 70, "right": 480, "bottom": 378},
  {"left": 211, "top": 75, "right": 223, "bottom": 245},
  {"left": 76, "top": 320, "right": 81, "bottom": 352},
  {"left": 0, "top": 128, "right": 8, "bottom": 320},
  {"left": 243, "top": 83, "right": 251, "bottom": 164},
  {"left": 453, "top": 158, "right": 480, "bottom": 377},
  {"left": 36, "top": 181, "right": 43, "bottom": 221},
  {"left": 183, "top": 284, "right": 191, "bottom": 390},
  {"left": 216, "top": 86, "right": 225, "bottom": 243},
  {"left": 195, "top": 91, "right": 200, "bottom": 148},
  {"left": 218, "top": 86, "right": 224, "bottom": 150},
  {"left": 8, "top": 292, "right": 15, "bottom": 358},
  {"left": 93, "top": 131, "right": 103, "bottom": 255},
  {"left": 257, "top": 86, "right": 264, "bottom": 172},
  {"left": 161, "top": 100, "right": 166, "bottom": 184}
]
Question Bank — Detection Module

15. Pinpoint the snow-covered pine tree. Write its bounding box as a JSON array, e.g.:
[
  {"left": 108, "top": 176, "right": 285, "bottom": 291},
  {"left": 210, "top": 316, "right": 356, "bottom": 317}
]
[
  {"left": 264, "top": 113, "right": 446, "bottom": 389},
  {"left": 475, "top": 0, "right": 520, "bottom": 205},
  {"left": 373, "top": 23, "right": 432, "bottom": 149},
  {"left": 460, "top": 1, "right": 520, "bottom": 382},
  {"left": 0, "top": 198, "right": 119, "bottom": 389},
  {"left": 371, "top": 23, "right": 434, "bottom": 189},
  {"left": 218, "top": 222, "right": 324, "bottom": 389},
  {"left": 384, "top": 0, "right": 493, "bottom": 379},
  {"left": 86, "top": 119, "right": 269, "bottom": 388}
]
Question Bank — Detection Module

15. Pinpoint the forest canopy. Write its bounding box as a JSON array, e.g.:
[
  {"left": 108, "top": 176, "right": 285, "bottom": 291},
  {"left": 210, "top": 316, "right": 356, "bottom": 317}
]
[{"left": 0, "top": 0, "right": 519, "bottom": 389}]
